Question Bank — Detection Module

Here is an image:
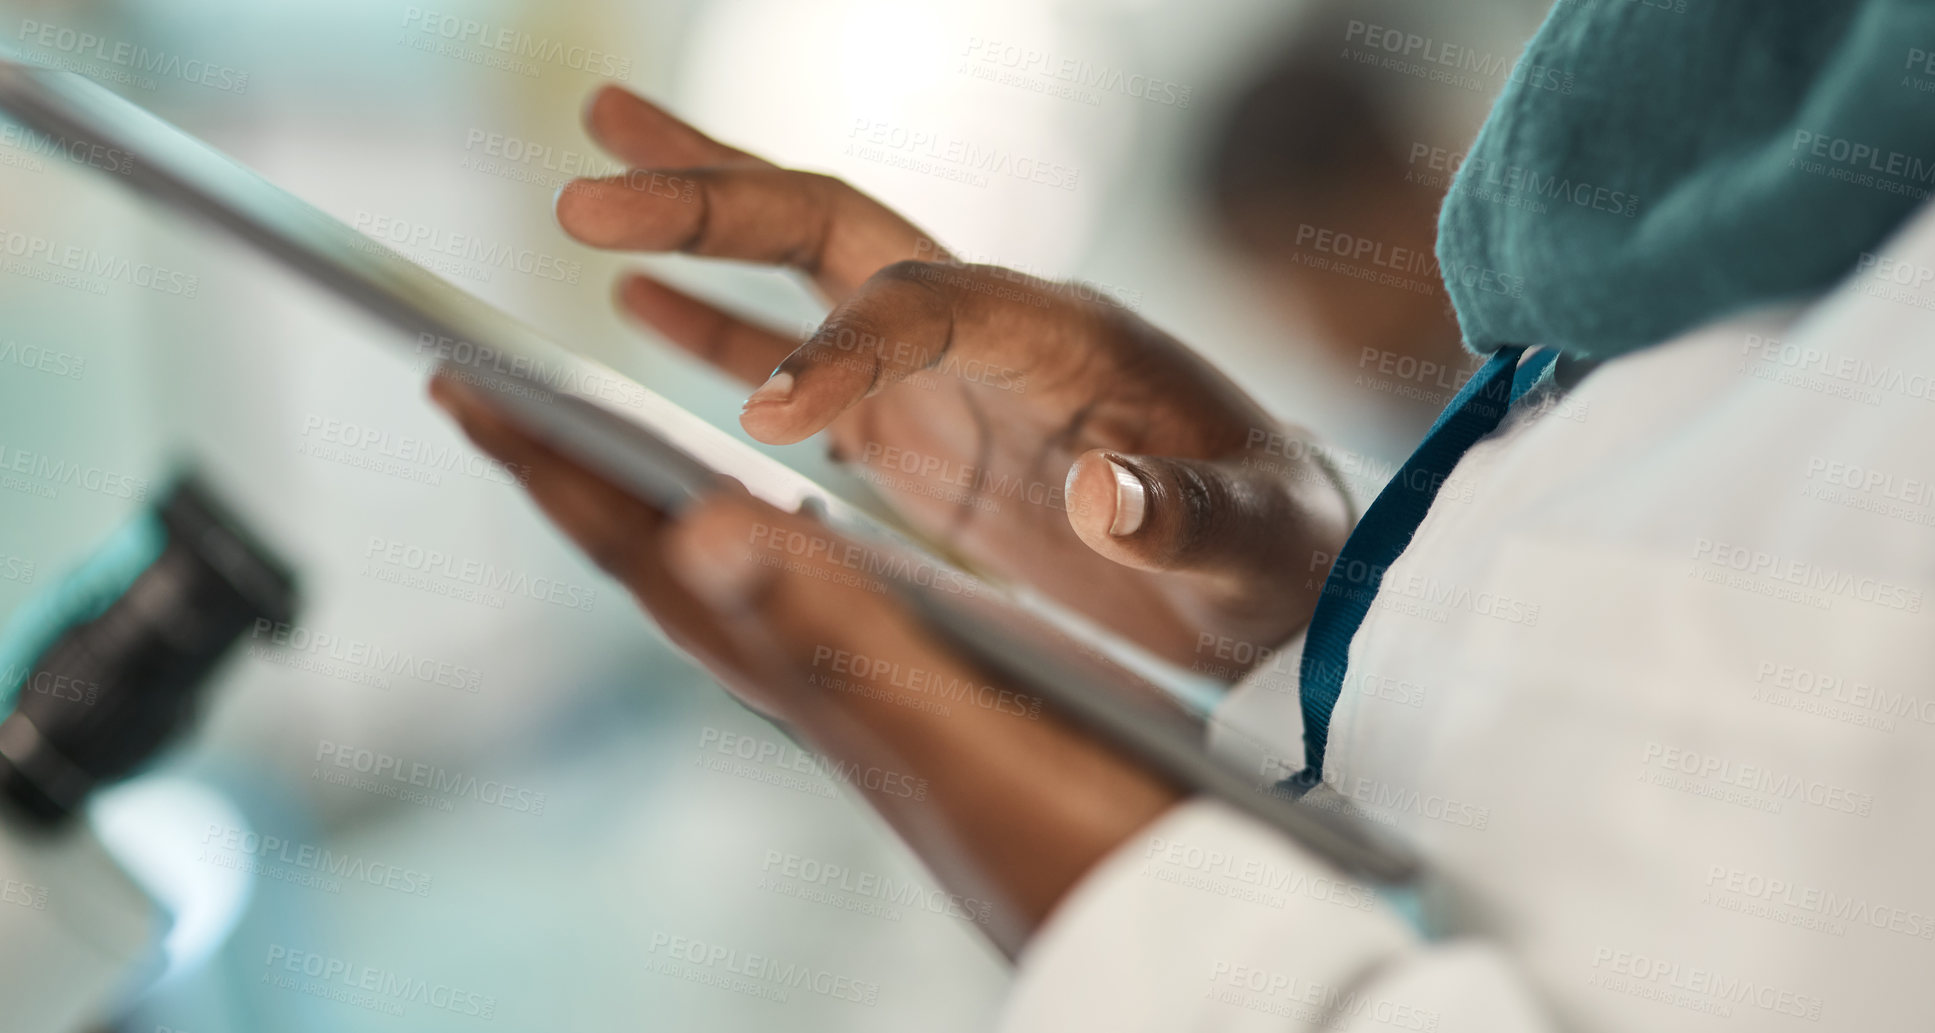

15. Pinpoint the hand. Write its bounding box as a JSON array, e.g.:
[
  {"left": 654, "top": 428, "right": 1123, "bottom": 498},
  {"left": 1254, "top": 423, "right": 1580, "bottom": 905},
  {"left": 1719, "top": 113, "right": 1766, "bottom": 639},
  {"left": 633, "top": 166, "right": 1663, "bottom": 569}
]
[
  {"left": 431, "top": 376, "right": 1181, "bottom": 956},
  {"left": 555, "top": 86, "right": 1353, "bottom": 676}
]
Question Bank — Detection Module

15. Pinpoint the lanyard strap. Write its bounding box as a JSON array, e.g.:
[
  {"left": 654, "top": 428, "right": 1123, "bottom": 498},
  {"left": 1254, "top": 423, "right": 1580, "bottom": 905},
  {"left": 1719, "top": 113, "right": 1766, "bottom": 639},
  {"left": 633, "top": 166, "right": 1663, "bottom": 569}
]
[{"left": 1290, "top": 346, "right": 1556, "bottom": 790}]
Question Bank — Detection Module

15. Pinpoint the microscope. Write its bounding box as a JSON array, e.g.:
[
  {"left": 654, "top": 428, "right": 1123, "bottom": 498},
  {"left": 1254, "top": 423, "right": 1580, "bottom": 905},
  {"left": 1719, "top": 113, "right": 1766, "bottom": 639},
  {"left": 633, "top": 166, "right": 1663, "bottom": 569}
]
[{"left": 0, "top": 476, "right": 295, "bottom": 1032}]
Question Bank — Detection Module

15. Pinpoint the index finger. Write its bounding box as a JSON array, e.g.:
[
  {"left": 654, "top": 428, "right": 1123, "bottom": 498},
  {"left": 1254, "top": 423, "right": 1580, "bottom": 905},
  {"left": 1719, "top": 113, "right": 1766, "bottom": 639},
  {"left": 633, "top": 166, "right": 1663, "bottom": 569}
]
[
  {"left": 556, "top": 167, "right": 945, "bottom": 300},
  {"left": 559, "top": 88, "right": 948, "bottom": 300},
  {"left": 584, "top": 85, "right": 759, "bottom": 169}
]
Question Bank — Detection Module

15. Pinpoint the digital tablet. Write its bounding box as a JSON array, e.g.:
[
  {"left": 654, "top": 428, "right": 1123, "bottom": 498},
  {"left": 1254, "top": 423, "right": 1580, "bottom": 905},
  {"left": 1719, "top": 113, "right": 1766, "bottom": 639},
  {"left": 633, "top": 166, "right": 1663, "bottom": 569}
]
[{"left": 0, "top": 58, "right": 1419, "bottom": 884}]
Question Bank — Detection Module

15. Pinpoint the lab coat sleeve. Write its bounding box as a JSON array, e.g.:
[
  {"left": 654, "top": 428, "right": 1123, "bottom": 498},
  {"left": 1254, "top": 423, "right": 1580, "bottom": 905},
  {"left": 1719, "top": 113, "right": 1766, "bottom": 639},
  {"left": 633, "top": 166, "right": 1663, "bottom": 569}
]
[{"left": 997, "top": 799, "right": 1553, "bottom": 1033}]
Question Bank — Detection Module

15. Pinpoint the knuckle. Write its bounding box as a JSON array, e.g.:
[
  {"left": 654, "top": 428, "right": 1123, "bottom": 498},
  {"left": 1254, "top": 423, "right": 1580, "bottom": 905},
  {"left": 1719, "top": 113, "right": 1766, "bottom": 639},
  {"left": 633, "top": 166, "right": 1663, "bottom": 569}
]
[
  {"left": 817, "top": 298, "right": 889, "bottom": 340},
  {"left": 875, "top": 258, "right": 940, "bottom": 288},
  {"left": 794, "top": 169, "right": 852, "bottom": 195},
  {"left": 581, "top": 533, "right": 644, "bottom": 583},
  {"left": 1164, "top": 463, "right": 1225, "bottom": 562},
  {"left": 1092, "top": 300, "right": 1158, "bottom": 346},
  {"left": 1083, "top": 298, "right": 1133, "bottom": 340},
  {"left": 808, "top": 312, "right": 887, "bottom": 370},
  {"left": 966, "top": 261, "right": 1042, "bottom": 290},
  {"left": 860, "top": 261, "right": 953, "bottom": 326}
]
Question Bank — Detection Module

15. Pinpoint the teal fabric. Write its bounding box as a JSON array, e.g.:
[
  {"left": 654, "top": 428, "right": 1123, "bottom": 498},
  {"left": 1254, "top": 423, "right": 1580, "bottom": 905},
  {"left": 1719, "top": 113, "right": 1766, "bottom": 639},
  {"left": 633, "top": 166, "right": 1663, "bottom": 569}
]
[{"left": 1438, "top": 0, "right": 1935, "bottom": 358}]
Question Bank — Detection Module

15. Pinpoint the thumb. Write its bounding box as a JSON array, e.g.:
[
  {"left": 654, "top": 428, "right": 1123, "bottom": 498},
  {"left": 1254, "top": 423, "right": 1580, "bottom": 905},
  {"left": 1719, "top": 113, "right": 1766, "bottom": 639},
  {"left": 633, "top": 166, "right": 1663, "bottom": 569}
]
[{"left": 1064, "top": 450, "right": 1328, "bottom": 588}]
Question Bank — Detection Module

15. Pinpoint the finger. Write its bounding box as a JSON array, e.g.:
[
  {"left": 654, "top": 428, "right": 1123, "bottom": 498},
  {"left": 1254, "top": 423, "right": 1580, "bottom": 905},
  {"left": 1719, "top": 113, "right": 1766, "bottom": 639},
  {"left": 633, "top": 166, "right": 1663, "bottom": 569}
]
[
  {"left": 738, "top": 261, "right": 1068, "bottom": 445},
  {"left": 427, "top": 374, "right": 544, "bottom": 477},
  {"left": 661, "top": 496, "right": 1093, "bottom": 769},
  {"left": 662, "top": 493, "right": 950, "bottom": 682},
  {"left": 662, "top": 493, "right": 1181, "bottom": 934},
  {"left": 583, "top": 85, "right": 757, "bottom": 169},
  {"left": 430, "top": 374, "right": 665, "bottom": 581},
  {"left": 555, "top": 167, "right": 944, "bottom": 299},
  {"left": 427, "top": 374, "right": 755, "bottom": 673},
  {"left": 1063, "top": 450, "right": 1322, "bottom": 596},
  {"left": 659, "top": 492, "right": 1017, "bottom": 733},
  {"left": 617, "top": 273, "right": 797, "bottom": 386}
]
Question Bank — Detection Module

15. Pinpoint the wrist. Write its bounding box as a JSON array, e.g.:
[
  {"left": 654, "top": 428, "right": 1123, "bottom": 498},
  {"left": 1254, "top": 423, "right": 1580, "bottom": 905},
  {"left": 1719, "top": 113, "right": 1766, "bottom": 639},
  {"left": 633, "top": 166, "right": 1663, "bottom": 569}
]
[{"left": 785, "top": 664, "right": 1183, "bottom": 955}]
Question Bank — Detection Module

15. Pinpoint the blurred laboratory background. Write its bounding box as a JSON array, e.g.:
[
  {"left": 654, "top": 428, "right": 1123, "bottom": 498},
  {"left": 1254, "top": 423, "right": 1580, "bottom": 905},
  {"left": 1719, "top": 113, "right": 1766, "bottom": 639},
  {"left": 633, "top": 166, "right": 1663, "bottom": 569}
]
[{"left": 0, "top": 0, "right": 1551, "bottom": 1029}]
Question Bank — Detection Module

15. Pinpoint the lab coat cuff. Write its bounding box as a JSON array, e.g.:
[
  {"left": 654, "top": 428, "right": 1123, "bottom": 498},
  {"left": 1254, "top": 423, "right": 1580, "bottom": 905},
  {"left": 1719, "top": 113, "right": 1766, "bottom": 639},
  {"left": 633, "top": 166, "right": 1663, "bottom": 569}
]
[{"left": 999, "top": 798, "right": 1418, "bottom": 1033}]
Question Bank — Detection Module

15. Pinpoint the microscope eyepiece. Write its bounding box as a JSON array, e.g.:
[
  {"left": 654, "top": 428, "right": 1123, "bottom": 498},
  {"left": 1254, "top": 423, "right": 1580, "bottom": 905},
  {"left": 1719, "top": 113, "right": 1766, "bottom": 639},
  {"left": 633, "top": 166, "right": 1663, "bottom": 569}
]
[{"left": 0, "top": 475, "right": 296, "bottom": 827}]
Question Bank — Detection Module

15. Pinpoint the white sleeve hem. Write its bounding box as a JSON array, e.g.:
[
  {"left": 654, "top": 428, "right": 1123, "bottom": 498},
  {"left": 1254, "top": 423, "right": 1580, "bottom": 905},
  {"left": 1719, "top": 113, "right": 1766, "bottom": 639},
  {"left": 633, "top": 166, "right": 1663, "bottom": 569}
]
[{"left": 999, "top": 798, "right": 1419, "bottom": 1033}]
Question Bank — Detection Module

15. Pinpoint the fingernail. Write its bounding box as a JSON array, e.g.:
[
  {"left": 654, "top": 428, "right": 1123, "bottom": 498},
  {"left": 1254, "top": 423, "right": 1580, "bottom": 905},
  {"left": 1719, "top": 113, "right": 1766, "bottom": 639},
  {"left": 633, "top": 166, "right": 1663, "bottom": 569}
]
[
  {"left": 744, "top": 370, "right": 795, "bottom": 410},
  {"left": 1107, "top": 457, "right": 1147, "bottom": 537},
  {"left": 670, "top": 519, "right": 765, "bottom": 608}
]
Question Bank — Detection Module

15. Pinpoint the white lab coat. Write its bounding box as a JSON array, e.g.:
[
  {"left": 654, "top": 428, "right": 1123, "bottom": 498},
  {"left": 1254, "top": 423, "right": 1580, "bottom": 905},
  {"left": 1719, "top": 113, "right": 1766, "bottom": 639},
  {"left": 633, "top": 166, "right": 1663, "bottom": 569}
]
[{"left": 998, "top": 203, "right": 1935, "bottom": 1032}]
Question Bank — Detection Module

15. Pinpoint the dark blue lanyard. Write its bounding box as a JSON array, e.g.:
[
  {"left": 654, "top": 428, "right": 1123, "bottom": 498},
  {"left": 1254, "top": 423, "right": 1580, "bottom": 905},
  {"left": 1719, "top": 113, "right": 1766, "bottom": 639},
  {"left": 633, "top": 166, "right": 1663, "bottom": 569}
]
[{"left": 1289, "top": 346, "right": 1556, "bottom": 791}]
